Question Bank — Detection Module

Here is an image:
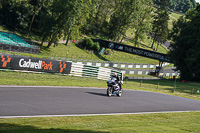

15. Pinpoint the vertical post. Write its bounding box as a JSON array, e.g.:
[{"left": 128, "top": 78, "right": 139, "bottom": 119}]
[
  {"left": 191, "top": 88, "right": 194, "bottom": 95},
  {"left": 173, "top": 76, "right": 176, "bottom": 93},
  {"left": 140, "top": 80, "right": 142, "bottom": 87},
  {"left": 173, "top": 84, "right": 176, "bottom": 93},
  {"left": 157, "top": 82, "right": 159, "bottom": 89}
]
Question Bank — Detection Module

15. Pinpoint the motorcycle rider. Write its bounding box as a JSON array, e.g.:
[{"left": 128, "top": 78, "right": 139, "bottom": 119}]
[{"left": 112, "top": 72, "right": 122, "bottom": 90}]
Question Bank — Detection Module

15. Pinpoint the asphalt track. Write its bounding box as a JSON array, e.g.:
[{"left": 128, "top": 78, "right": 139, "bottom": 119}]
[{"left": 0, "top": 85, "right": 200, "bottom": 118}]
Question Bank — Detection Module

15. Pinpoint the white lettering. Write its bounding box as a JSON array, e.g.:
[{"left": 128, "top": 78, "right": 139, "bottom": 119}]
[{"left": 19, "top": 59, "right": 42, "bottom": 69}]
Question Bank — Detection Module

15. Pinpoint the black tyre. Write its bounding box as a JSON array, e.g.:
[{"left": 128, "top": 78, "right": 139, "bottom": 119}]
[
  {"left": 117, "top": 89, "right": 122, "bottom": 97},
  {"left": 107, "top": 87, "right": 112, "bottom": 97}
]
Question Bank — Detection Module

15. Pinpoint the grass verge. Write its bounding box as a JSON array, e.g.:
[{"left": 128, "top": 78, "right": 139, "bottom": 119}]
[{"left": 0, "top": 112, "right": 200, "bottom": 133}]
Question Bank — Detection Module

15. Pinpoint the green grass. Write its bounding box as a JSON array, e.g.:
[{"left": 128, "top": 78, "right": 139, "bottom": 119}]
[
  {"left": 0, "top": 71, "right": 104, "bottom": 87},
  {"left": 0, "top": 42, "right": 162, "bottom": 64},
  {"left": 170, "top": 12, "right": 182, "bottom": 20},
  {"left": 43, "top": 40, "right": 167, "bottom": 64},
  {"left": 168, "top": 12, "right": 183, "bottom": 29},
  {"left": 0, "top": 112, "right": 200, "bottom": 133}
]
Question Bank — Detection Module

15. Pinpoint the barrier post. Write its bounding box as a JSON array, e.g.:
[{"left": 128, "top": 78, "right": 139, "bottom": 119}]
[
  {"left": 191, "top": 88, "right": 194, "bottom": 95},
  {"left": 173, "top": 77, "right": 176, "bottom": 93},
  {"left": 157, "top": 82, "right": 159, "bottom": 89},
  {"left": 173, "top": 84, "right": 176, "bottom": 93}
]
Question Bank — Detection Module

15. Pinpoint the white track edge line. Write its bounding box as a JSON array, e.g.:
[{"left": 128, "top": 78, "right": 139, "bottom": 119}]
[{"left": 1, "top": 111, "right": 200, "bottom": 119}]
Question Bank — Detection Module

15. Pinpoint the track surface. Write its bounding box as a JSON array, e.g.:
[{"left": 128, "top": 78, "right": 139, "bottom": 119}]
[{"left": 0, "top": 85, "right": 200, "bottom": 117}]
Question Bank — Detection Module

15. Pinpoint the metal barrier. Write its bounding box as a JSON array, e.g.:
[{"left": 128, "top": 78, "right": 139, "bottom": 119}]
[
  {"left": 0, "top": 43, "right": 39, "bottom": 54},
  {"left": 49, "top": 57, "right": 171, "bottom": 69},
  {"left": 70, "top": 62, "right": 123, "bottom": 80}
]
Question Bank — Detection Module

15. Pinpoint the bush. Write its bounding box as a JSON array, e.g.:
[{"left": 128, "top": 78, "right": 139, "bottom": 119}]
[
  {"left": 82, "top": 38, "right": 94, "bottom": 50},
  {"left": 93, "top": 42, "right": 100, "bottom": 51},
  {"left": 104, "top": 49, "right": 111, "bottom": 55}
]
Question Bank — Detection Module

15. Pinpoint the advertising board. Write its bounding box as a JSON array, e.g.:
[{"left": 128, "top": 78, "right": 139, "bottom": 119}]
[{"left": 0, "top": 54, "right": 71, "bottom": 74}]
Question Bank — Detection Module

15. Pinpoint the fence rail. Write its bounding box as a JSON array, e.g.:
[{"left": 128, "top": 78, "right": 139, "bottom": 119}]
[
  {"left": 0, "top": 43, "right": 39, "bottom": 54},
  {"left": 70, "top": 62, "right": 123, "bottom": 80}
]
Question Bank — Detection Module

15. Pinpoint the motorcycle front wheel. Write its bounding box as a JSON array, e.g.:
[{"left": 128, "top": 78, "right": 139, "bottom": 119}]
[{"left": 107, "top": 87, "right": 112, "bottom": 97}]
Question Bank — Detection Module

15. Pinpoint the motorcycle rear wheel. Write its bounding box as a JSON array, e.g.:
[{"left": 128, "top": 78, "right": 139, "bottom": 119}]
[{"left": 107, "top": 87, "right": 112, "bottom": 97}]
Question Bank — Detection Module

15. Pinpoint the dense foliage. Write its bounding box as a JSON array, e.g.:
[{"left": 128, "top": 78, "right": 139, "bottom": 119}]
[
  {"left": 151, "top": 0, "right": 169, "bottom": 50},
  {"left": 0, "top": 0, "right": 154, "bottom": 47},
  {"left": 153, "top": 0, "right": 197, "bottom": 13},
  {"left": 169, "top": 5, "right": 200, "bottom": 81}
]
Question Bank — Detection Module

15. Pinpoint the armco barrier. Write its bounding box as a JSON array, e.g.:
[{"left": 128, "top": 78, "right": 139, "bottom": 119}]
[
  {"left": 70, "top": 62, "right": 123, "bottom": 80},
  {"left": 49, "top": 57, "right": 170, "bottom": 69},
  {"left": 0, "top": 53, "right": 71, "bottom": 74},
  {"left": 74, "top": 61, "right": 170, "bottom": 69}
]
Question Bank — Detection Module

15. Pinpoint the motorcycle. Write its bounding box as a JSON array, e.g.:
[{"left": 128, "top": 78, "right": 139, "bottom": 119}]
[{"left": 106, "top": 77, "right": 123, "bottom": 97}]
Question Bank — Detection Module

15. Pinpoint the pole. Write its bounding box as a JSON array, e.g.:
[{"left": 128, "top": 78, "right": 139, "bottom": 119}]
[{"left": 173, "top": 76, "right": 176, "bottom": 93}]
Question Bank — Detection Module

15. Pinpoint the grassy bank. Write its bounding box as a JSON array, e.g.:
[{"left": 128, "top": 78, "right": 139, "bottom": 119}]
[
  {"left": 0, "top": 112, "right": 200, "bottom": 133},
  {"left": 1, "top": 41, "right": 162, "bottom": 64}
]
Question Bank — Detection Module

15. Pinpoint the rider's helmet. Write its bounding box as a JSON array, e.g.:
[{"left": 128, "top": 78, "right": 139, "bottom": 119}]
[{"left": 112, "top": 72, "right": 117, "bottom": 78}]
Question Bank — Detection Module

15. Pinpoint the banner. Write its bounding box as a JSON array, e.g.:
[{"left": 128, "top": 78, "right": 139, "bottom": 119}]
[
  {"left": 0, "top": 53, "right": 71, "bottom": 74},
  {"left": 93, "top": 39, "right": 170, "bottom": 62}
]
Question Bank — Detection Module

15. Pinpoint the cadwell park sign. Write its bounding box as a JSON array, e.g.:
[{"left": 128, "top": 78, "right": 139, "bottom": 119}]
[{"left": 0, "top": 53, "right": 71, "bottom": 74}]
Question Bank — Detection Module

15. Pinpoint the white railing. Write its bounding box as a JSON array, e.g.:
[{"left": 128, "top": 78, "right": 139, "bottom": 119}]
[{"left": 69, "top": 62, "right": 122, "bottom": 80}]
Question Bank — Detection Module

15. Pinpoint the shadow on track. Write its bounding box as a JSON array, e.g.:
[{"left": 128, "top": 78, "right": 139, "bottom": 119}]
[{"left": 86, "top": 92, "right": 107, "bottom": 97}]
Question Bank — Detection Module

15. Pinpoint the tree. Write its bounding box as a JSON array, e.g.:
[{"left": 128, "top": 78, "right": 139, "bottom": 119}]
[
  {"left": 82, "top": 0, "right": 115, "bottom": 37},
  {"left": 108, "top": 0, "right": 134, "bottom": 42},
  {"left": 169, "top": 5, "right": 200, "bottom": 81},
  {"left": 26, "top": 0, "right": 51, "bottom": 38},
  {"left": 0, "top": 0, "right": 33, "bottom": 31},
  {"left": 133, "top": 0, "right": 153, "bottom": 46},
  {"left": 151, "top": 0, "right": 169, "bottom": 50},
  {"left": 108, "top": 0, "right": 149, "bottom": 42},
  {"left": 44, "top": 0, "right": 91, "bottom": 48},
  {"left": 37, "top": 5, "right": 55, "bottom": 46}
]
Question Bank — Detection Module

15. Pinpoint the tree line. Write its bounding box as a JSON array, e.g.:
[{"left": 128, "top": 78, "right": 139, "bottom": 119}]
[
  {"left": 169, "top": 5, "right": 200, "bottom": 81},
  {"left": 0, "top": 0, "right": 170, "bottom": 49}
]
